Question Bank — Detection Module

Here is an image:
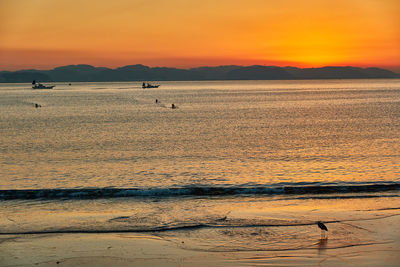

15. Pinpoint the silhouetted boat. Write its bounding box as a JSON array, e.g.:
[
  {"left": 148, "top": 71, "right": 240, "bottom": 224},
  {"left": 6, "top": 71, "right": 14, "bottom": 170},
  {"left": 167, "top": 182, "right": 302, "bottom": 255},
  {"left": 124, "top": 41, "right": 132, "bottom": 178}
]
[
  {"left": 32, "top": 80, "right": 55, "bottom": 89},
  {"left": 32, "top": 84, "right": 55, "bottom": 89},
  {"left": 142, "top": 82, "right": 160, "bottom": 89}
]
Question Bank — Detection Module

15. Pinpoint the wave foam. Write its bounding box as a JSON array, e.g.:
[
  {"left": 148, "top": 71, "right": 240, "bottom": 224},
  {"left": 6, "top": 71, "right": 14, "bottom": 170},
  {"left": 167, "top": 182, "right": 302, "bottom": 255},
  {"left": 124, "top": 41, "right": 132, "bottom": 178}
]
[{"left": 1, "top": 182, "right": 400, "bottom": 200}]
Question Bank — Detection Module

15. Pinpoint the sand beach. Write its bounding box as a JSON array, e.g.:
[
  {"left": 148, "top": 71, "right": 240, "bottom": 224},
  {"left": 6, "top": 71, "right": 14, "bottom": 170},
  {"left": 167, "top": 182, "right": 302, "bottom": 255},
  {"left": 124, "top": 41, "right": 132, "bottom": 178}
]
[{"left": 1, "top": 213, "right": 400, "bottom": 266}]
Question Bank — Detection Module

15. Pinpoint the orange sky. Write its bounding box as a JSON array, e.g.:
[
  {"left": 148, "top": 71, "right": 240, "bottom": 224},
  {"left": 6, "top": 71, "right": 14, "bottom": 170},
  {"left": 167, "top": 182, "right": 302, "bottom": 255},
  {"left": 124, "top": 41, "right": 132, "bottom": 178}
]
[{"left": 0, "top": 0, "right": 399, "bottom": 71}]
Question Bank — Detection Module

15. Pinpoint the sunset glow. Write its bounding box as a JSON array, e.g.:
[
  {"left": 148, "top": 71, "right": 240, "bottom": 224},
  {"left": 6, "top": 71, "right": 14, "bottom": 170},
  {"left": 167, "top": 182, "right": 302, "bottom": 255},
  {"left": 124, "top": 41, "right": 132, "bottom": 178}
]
[{"left": 0, "top": 0, "right": 399, "bottom": 71}]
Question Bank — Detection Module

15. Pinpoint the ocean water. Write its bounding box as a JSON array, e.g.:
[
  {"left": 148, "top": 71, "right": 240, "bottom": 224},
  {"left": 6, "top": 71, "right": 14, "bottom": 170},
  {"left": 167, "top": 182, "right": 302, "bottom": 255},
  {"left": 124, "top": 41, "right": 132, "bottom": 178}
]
[{"left": 1, "top": 79, "right": 400, "bottom": 252}]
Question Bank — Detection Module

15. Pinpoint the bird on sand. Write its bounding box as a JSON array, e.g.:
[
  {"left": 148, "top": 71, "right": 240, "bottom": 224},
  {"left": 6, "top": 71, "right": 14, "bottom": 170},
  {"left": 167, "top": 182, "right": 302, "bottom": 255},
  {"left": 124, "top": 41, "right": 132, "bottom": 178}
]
[{"left": 317, "top": 221, "right": 328, "bottom": 239}]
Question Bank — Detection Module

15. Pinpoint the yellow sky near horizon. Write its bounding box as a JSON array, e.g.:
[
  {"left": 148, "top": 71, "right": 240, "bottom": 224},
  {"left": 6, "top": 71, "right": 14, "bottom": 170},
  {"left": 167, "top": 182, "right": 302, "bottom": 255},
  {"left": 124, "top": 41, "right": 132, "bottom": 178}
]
[{"left": 0, "top": 0, "right": 399, "bottom": 70}]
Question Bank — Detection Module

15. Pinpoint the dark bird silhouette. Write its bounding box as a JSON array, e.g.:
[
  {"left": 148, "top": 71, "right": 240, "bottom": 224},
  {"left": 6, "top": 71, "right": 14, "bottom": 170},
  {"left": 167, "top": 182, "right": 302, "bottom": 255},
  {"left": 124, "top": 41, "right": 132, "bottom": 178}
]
[
  {"left": 317, "top": 221, "right": 328, "bottom": 231},
  {"left": 317, "top": 221, "right": 328, "bottom": 239}
]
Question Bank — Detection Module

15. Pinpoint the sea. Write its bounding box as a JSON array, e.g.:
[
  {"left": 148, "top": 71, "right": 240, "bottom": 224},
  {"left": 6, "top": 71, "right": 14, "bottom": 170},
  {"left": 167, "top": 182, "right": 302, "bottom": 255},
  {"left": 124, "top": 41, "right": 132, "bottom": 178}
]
[{"left": 1, "top": 79, "right": 399, "bottom": 252}]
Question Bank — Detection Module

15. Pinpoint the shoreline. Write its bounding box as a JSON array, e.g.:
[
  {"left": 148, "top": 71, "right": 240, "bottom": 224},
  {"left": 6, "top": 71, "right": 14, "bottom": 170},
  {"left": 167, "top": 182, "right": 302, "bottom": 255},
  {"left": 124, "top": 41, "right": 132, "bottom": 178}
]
[{"left": 1, "top": 215, "right": 399, "bottom": 266}]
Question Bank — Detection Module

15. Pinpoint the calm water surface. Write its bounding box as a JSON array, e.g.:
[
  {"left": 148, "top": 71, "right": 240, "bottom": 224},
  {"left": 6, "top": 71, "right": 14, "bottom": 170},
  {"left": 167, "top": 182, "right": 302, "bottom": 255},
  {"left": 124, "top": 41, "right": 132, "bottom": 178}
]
[
  {"left": 1, "top": 79, "right": 399, "bottom": 189},
  {"left": 1, "top": 79, "right": 399, "bottom": 252}
]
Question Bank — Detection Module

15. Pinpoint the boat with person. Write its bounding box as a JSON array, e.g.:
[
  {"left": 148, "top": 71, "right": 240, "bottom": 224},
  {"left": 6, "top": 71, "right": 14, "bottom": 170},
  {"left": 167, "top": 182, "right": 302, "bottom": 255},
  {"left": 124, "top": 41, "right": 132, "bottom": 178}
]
[
  {"left": 142, "top": 82, "right": 160, "bottom": 89},
  {"left": 32, "top": 80, "right": 55, "bottom": 89}
]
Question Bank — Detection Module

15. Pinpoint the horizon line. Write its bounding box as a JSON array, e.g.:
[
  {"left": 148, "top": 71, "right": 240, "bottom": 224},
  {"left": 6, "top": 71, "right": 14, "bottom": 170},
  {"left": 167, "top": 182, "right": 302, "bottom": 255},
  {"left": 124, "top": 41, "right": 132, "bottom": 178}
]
[{"left": 2, "top": 63, "right": 400, "bottom": 73}]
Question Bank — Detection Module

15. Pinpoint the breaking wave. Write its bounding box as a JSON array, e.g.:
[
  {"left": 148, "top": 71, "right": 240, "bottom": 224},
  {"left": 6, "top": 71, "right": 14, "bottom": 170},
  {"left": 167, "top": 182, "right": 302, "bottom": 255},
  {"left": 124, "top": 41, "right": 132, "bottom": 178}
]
[{"left": 1, "top": 181, "right": 400, "bottom": 200}]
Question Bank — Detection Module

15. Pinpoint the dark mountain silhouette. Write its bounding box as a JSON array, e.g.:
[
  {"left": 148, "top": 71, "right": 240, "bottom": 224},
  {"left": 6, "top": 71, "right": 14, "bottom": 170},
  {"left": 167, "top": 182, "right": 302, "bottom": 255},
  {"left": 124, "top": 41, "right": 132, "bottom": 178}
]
[
  {"left": 0, "top": 70, "right": 52, "bottom": 83},
  {"left": 0, "top": 64, "right": 398, "bottom": 82},
  {"left": 190, "top": 65, "right": 242, "bottom": 80},
  {"left": 49, "top": 64, "right": 110, "bottom": 82},
  {"left": 225, "top": 65, "right": 294, "bottom": 80},
  {"left": 284, "top": 66, "right": 400, "bottom": 79}
]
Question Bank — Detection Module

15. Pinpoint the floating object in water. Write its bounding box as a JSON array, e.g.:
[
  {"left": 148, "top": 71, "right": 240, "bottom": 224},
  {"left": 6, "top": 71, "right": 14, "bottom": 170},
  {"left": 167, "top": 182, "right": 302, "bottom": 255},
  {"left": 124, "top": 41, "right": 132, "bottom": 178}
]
[
  {"left": 32, "top": 80, "right": 55, "bottom": 89},
  {"left": 142, "top": 82, "right": 160, "bottom": 88}
]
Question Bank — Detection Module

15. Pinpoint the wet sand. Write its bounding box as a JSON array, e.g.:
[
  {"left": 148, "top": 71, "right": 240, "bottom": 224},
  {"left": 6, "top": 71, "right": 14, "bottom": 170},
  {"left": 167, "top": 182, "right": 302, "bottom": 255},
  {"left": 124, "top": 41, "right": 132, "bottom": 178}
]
[{"left": 1, "top": 214, "right": 399, "bottom": 266}]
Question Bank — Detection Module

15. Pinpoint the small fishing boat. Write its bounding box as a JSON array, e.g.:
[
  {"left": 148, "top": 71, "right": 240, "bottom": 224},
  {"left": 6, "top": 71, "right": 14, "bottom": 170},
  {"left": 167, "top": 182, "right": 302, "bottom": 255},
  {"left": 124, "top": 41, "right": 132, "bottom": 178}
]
[
  {"left": 32, "top": 80, "right": 55, "bottom": 89},
  {"left": 142, "top": 82, "right": 160, "bottom": 89}
]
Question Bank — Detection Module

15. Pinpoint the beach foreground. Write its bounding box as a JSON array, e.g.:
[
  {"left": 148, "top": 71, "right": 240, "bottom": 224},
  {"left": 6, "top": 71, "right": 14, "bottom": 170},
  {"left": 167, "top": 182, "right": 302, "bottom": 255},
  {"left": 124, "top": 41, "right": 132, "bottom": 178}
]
[{"left": 1, "top": 214, "right": 399, "bottom": 267}]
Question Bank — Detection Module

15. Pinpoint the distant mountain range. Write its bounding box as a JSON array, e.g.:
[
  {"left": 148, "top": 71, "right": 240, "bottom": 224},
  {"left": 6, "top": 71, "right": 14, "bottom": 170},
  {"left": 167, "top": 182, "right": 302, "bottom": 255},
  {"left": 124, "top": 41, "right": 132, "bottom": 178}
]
[{"left": 0, "top": 64, "right": 399, "bottom": 83}]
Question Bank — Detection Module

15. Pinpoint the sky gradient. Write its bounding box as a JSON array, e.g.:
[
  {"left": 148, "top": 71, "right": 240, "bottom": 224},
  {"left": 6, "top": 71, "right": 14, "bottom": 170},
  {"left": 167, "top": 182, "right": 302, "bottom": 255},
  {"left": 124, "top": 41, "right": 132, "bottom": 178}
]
[{"left": 0, "top": 0, "right": 399, "bottom": 71}]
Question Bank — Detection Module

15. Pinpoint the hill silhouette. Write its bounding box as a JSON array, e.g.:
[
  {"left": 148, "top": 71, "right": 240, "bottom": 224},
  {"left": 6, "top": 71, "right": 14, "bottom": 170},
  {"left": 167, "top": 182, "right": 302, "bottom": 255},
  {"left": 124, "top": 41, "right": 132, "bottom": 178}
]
[{"left": 0, "top": 64, "right": 398, "bottom": 82}]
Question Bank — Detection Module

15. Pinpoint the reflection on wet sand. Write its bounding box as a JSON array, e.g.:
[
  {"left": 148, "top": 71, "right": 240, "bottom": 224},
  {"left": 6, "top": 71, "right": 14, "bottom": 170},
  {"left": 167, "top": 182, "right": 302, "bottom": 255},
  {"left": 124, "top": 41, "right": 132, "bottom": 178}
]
[{"left": 318, "top": 238, "right": 328, "bottom": 255}]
